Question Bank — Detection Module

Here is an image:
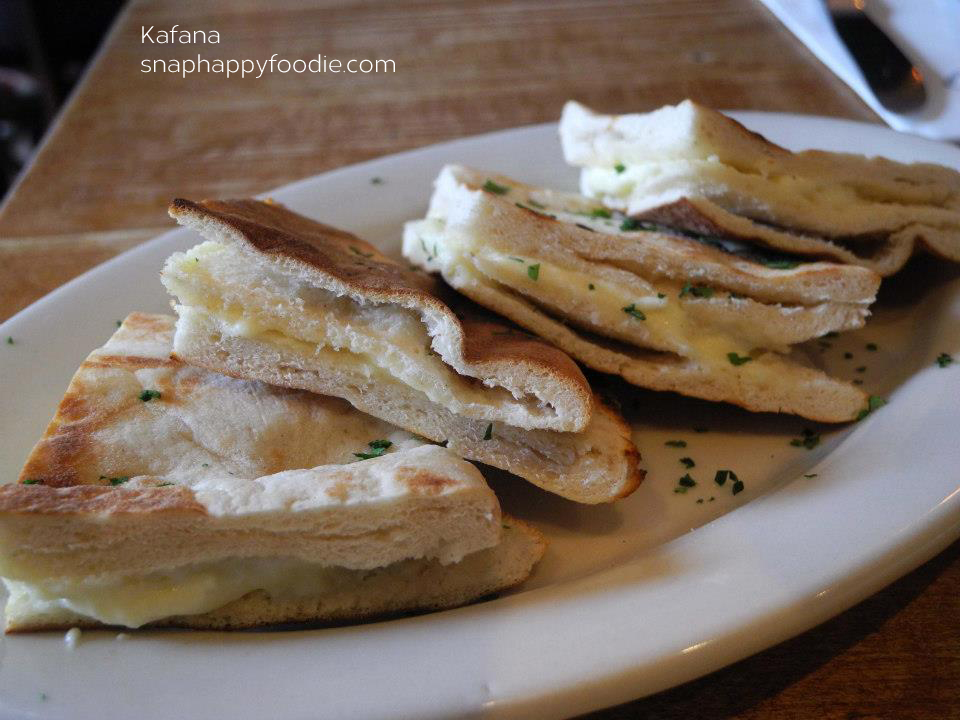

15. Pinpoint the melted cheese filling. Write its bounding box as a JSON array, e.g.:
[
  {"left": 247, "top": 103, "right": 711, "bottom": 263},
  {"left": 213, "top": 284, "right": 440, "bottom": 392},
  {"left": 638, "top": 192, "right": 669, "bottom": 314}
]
[
  {"left": 4, "top": 557, "right": 384, "bottom": 629},
  {"left": 165, "top": 241, "right": 554, "bottom": 424}
]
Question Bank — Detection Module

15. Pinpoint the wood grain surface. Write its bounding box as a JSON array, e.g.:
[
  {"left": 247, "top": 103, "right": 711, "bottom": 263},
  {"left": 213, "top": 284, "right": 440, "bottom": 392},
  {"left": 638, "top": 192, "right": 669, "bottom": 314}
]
[{"left": 1, "top": 1, "right": 957, "bottom": 718}]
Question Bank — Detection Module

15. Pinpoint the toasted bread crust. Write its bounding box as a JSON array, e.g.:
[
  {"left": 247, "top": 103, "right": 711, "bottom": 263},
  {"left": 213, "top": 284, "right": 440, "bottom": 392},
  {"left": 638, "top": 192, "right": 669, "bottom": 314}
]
[{"left": 169, "top": 198, "right": 593, "bottom": 428}]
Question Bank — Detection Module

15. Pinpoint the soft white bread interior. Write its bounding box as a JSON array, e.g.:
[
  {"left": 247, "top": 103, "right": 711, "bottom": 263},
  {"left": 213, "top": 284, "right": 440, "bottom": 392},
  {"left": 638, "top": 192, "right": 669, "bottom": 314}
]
[
  {"left": 163, "top": 200, "right": 643, "bottom": 504},
  {"left": 560, "top": 100, "right": 960, "bottom": 276},
  {"left": 1, "top": 313, "right": 544, "bottom": 630},
  {"left": 403, "top": 165, "right": 877, "bottom": 422}
]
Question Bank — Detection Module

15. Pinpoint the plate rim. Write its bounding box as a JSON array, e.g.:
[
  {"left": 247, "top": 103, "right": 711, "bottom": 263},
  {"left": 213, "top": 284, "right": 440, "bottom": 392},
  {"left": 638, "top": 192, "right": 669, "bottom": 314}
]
[{"left": 1, "top": 112, "right": 959, "bottom": 720}]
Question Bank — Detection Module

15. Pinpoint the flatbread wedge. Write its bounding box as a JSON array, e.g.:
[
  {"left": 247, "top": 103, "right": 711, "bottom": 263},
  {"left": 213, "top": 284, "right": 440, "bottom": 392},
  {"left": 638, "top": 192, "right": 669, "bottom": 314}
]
[
  {"left": 404, "top": 165, "right": 881, "bottom": 423},
  {"left": 162, "top": 199, "right": 643, "bottom": 504},
  {"left": 0, "top": 313, "right": 545, "bottom": 631},
  {"left": 559, "top": 100, "right": 960, "bottom": 276}
]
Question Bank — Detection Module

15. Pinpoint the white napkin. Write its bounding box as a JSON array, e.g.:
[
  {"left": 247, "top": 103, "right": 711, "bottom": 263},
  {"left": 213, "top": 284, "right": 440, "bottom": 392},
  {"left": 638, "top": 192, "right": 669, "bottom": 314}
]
[{"left": 758, "top": 0, "right": 960, "bottom": 140}]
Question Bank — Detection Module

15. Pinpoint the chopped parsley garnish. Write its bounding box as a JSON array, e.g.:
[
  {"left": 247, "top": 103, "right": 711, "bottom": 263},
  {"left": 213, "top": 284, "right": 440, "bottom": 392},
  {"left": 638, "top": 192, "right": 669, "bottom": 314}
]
[
  {"left": 936, "top": 353, "right": 954, "bottom": 368},
  {"left": 22, "top": 478, "right": 41, "bottom": 485},
  {"left": 590, "top": 208, "right": 612, "bottom": 219},
  {"left": 727, "top": 352, "right": 753, "bottom": 366},
  {"left": 714, "top": 470, "right": 728, "bottom": 486},
  {"left": 790, "top": 428, "right": 821, "bottom": 450},
  {"left": 804, "top": 473, "right": 818, "bottom": 478},
  {"left": 855, "top": 395, "right": 886, "bottom": 421},
  {"left": 732, "top": 479, "right": 745, "bottom": 495},
  {"left": 100, "top": 475, "right": 130, "bottom": 486},
  {"left": 116, "top": 320, "right": 122, "bottom": 327},
  {"left": 679, "top": 283, "right": 714, "bottom": 299},
  {"left": 527, "top": 199, "right": 546, "bottom": 209},
  {"left": 761, "top": 259, "right": 800, "bottom": 270},
  {"left": 657, "top": 293, "right": 666, "bottom": 299},
  {"left": 614, "top": 163, "right": 626, "bottom": 174},
  {"left": 418, "top": 237, "right": 439, "bottom": 262},
  {"left": 673, "top": 486, "right": 688, "bottom": 494},
  {"left": 157, "top": 482, "right": 175, "bottom": 487},
  {"left": 349, "top": 245, "right": 373, "bottom": 258},
  {"left": 201, "top": 463, "right": 210, "bottom": 468},
  {"left": 575, "top": 223, "right": 595, "bottom": 232},
  {"left": 508, "top": 256, "right": 525, "bottom": 263},
  {"left": 527, "top": 263, "right": 540, "bottom": 281},
  {"left": 483, "top": 423, "right": 493, "bottom": 440},
  {"left": 370, "top": 176, "right": 384, "bottom": 185},
  {"left": 620, "top": 217, "right": 643, "bottom": 231},
  {"left": 844, "top": 352, "right": 853, "bottom": 360},
  {"left": 5, "top": 336, "right": 13, "bottom": 345},
  {"left": 622, "top": 304, "right": 646, "bottom": 321},
  {"left": 354, "top": 439, "right": 393, "bottom": 460},
  {"left": 866, "top": 343, "right": 878, "bottom": 352},
  {"left": 588, "top": 283, "right": 595, "bottom": 291},
  {"left": 679, "top": 457, "right": 695, "bottom": 468},
  {"left": 678, "top": 474, "right": 697, "bottom": 487},
  {"left": 482, "top": 179, "right": 510, "bottom": 195},
  {"left": 665, "top": 440, "right": 687, "bottom": 448},
  {"left": 138, "top": 389, "right": 161, "bottom": 402}
]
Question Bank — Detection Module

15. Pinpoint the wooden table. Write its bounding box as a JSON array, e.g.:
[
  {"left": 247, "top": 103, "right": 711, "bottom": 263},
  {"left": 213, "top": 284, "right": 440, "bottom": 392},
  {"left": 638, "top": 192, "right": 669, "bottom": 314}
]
[{"left": 1, "top": 1, "right": 956, "bottom": 717}]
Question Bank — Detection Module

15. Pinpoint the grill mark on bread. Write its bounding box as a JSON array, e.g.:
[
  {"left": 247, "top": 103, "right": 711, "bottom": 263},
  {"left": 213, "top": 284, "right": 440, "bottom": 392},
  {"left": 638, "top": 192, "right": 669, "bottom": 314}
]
[{"left": 396, "top": 467, "right": 459, "bottom": 495}]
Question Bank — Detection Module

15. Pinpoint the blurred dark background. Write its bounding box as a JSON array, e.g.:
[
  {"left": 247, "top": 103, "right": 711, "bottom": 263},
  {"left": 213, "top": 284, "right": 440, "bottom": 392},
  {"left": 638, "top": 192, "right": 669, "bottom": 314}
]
[{"left": 0, "top": 0, "right": 122, "bottom": 198}]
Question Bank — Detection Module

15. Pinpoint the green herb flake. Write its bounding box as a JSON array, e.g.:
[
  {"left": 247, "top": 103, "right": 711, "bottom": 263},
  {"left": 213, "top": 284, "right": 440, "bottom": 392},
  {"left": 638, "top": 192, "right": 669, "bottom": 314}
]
[
  {"left": 762, "top": 259, "right": 799, "bottom": 270},
  {"left": 679, "top": 283, "right": 714, "bottom": 299},
  {"left": 370, "top": 176, "right": 384, "bottom": 185},
  {"left": 5, "top": 336, "right": 13, "bottom": 345},
  {"left": 657, "top": 293, "right": 666, "bottom": 299},
  {"left": 790, "top": 428, "right": 821, "bottom": 450},
  {"left": 804, "top": 473, "right": 818, "bottom": 479},
  {"left": 665, "top": 440, "right": 687, "bottom": 448},
  {"left": 527, "top": 199, "right": 546, "bottom": 209},
  {"left": 732, "top": 479, "right": 745, "bottom": 495},
  {"left": 678, "top": 474, "right": 696, "bottom": 487},
  {"left": 350, "top": 245, "right": 374, "bottom": 258},
  {"left": 157, "top": 482, "right": 175, "bottom": 487},
  {"left": 714, "top": 470, "right": 729, "bottom": 486},
  {"left": 680, "top": 457, "right": 695, "bottom": 468},
  {"left": 673, "top": 486, "right": 688, "bottom": 494},
  {"left": 622, "top": 303, "right": 646, "bottom": 321},
  {"left": 588, "top": 283, "right": 595, "bottom": 290},
  {"left": 936, "top": 353, "right": 954, "bottom": 368},
  {"left": 138, "top": 389, "right": 161, "bottom": 402},
  {"left": 22, "top": 478, "right": 42, "bottom": 485},
  {"left": 527, "top": 263, "right": 540, "bottom": 281},
  {"left": 614, "top": 163, "right": 626, "bottom": 174},
  {"left": 619, "top": 217, "right": 643, "bottom": 232},
  {"left": 201, "top": 463, "right": 210, "bottom": 468},
  {"left": 116, "top": 320, "right": 123, "bottom": 327},
  {"left": 39, "top": 692, "right": 48, "bottom": 701},
  {"left": 100, "top": 475, "right": 130, "bottom": 486},
  {"left": 483, "top": 423, "right": 493, "bottom": 441},
  {"left": 589, "top": 208, "right": 612, "bottom": 219},
  {"left": 855, "top": 395, "right": 887, "bottom": 421},
  {"left": 727, "top": 352, "right": 753, "bottom": 366},
  {"left": 354, "top": 439, "right": 393, "bottom": 460},
  {"left": 482, "top": 179, "right": 510, "bottom": 195},
  {"left": 866, "top": 343, "right": 878, "bottom": 351}
]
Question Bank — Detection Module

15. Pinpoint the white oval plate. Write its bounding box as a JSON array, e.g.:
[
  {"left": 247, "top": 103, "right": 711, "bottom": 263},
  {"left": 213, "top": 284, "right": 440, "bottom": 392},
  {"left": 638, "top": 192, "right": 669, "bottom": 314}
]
[{"left": 0, "top": 113, "right": 958, "bottom": 720}]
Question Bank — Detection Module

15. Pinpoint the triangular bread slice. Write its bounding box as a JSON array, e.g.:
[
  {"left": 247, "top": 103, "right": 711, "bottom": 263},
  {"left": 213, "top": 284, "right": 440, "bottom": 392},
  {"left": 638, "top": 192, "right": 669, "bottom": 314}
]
[
  {"left": 162, "top": 199, "right": 643, "bottom": 504},
  {"left": 560, "top": 100, "right": 960, "bottom": 276},
  {"left": 0, "top": 313, "right": 544, "bottom": 631},
  {"left": 403, "top": 165, "right": 880, "bottom": 423}
]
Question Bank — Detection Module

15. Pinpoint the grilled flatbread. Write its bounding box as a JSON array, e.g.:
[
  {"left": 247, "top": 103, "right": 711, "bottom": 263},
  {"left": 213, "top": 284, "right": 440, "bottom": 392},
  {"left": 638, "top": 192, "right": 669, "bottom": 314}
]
[
  {"left": 162, "top": 199, "right": 642, "bottom": 504},
  {"left": 403, "top": 165, "right": 881, "bottom": 422},
  {"left": 560, "top": 100, "right": 960, "bottom": 276},
  {"left": 0, "top": 313, "right": 545, "bottom": 631}
]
